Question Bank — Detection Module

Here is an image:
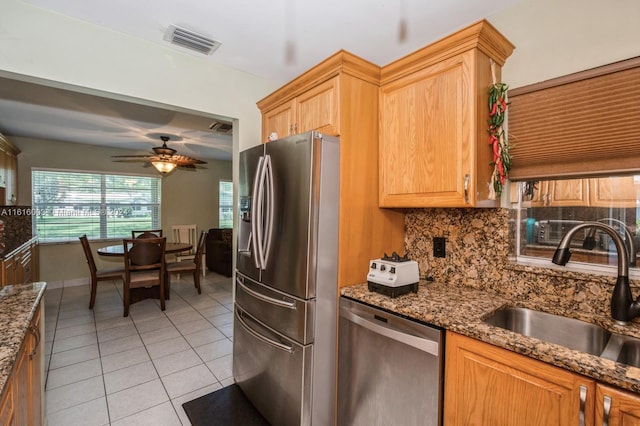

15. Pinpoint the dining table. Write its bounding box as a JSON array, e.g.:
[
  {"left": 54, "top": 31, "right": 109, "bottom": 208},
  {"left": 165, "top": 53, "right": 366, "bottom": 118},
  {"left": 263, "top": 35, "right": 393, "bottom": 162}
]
[{"left": 97, "top": 242, "right": 192, "bottom": 257}]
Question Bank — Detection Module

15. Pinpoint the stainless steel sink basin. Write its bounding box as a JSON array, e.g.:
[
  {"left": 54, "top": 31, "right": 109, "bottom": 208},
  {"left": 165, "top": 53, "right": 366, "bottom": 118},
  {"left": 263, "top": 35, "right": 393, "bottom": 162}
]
[
  {"left": 616, "top": 341, "right": 640, "bottom": 367},
  {"left": 600, "top": 334, "right": 640, "bottom": 368},
  {"left": 484, "top": 307, "right": 612, "bottom": 356},
  {"left": 485, "top": 306, "right": 640, "bottom": 368}
]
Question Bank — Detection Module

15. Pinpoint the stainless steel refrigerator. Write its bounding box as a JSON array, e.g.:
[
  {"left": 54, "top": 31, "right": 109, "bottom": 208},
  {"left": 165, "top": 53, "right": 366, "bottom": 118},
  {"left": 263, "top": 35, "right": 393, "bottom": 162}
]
[{"left": 233, "top": 131, "right": 339, "bottom": 426}]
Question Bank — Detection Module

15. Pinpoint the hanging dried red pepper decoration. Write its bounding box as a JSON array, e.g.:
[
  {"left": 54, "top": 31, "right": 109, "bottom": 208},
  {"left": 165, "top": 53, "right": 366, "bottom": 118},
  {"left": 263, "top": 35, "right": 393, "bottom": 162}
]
[{"left": 487, "top": 61, "right": 511, "bottom": 200}]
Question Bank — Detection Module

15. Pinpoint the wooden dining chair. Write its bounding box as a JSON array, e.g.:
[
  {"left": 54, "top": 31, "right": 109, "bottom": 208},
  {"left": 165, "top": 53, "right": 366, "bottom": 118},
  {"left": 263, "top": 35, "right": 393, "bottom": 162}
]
[
  {"left": 79, "top": 235, "right": 125, "bottom": 309},
  {"left": 132, "top": 229, "right": 163, "bottom": 238},
  {"left": 122, "top": 236, "right": 166, "bottom": 317},
  {"left": 170, "top": 224, "right": 202, "bottom": 279},
  {"left": 165, "top": 231, "right": 207, "bottom": 295}
]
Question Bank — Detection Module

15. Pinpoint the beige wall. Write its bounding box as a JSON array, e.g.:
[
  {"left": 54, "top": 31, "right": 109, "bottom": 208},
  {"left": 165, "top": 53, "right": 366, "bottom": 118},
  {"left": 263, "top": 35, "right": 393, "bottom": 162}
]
[
  {"left": 12, "top": 136, "right": 231, "bottom": 282},
  {"left": 0, "top": 0, "right": 277, "bottom": 153},
  {"left": 489, "top": 0, "right": 640, "bottom": 89}
]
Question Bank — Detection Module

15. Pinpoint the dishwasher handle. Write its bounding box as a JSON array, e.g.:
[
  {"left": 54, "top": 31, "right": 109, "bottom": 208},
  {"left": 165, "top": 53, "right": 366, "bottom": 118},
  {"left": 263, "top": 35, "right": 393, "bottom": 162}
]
[{"left": 340, "top": 306, "right": 440, "bottom": 356}]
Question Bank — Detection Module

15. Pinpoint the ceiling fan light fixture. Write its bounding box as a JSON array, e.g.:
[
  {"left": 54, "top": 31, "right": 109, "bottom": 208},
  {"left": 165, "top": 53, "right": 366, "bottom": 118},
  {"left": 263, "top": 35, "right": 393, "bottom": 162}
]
[{"left": 152, "top": 160, "right": 177, "bottom": 174}]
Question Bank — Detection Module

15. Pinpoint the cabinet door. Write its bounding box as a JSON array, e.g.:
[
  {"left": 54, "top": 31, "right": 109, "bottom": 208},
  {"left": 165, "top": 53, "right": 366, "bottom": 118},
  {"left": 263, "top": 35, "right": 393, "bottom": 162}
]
[
  {"left": 596, "top": 384, "right": 640, "bottom": 426},
  {"left": 589, "top": 176, "right": 638, "bottom": 208},
  {"left": 0, "top": 383, "right": 15, "bottom": 425},
  {"left": 519, "top": 181, "right": 550, "bottom": 207},
  {"left": 5, "top": 152, "right": 17, "bottom": 204},
  {"left": 379, "top": 52, "right": 472, "bottom": 207},
  {"left": 296, "top": 77, "right": 340, "bottom": 136},
  {"left": 13, "top": 342, "right": 29, "bottom": 426},
  {"left": 28, "top": 306, "right": 43, "bottom": 426},
  {"left": 0, "top": 148, "right": 6, "bottom": 188},
  {"left": 2, "top": 256, "right": 16, "bottom": 287},
  {"left": 547, "top": 179, "right": 589, "bottom": 206},
  {"left": 444, "top": 332, "right": 595, "bottom": 426},
  {"left": 262, "top": 100, "right": 295, "bottom": 142}
]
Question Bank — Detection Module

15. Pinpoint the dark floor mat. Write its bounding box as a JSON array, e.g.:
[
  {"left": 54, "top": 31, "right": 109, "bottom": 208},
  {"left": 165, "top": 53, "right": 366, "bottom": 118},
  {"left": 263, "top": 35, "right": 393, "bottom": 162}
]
[{"left": 182, "top": 384, "right": 271, "bottom": 426}]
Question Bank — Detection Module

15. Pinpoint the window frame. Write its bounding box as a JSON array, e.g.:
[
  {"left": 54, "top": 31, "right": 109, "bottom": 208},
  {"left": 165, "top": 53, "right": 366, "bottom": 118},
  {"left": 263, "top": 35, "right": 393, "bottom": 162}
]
[
  {"left": 219, "top": 179, "right": 233, "bottom": 229},
  {"left": 32, "top": 168, "right": 162, "bottom": 243},
  {"left": 510, "top": 178, "right": 640, "bottom": 280}
]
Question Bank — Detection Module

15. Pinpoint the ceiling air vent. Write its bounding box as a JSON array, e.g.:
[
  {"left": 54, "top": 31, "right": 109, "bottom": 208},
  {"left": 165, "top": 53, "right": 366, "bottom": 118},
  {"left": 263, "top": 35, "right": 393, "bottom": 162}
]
[
  {"left": 164, "top": 25, "right": 221, "bottom": 55},
  {"left": 209, "top": 120, "right": 233, "bottom": 134}
]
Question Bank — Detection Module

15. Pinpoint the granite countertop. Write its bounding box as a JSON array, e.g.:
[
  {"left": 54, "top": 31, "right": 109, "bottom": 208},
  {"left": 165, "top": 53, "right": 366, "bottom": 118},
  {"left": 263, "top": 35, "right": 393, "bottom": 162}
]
[
  {"left": 0, "top": 282, "right": 47, "bottom": 398},
  {"left": 341, "top": 281, "right": 640, "bottom": 394}
]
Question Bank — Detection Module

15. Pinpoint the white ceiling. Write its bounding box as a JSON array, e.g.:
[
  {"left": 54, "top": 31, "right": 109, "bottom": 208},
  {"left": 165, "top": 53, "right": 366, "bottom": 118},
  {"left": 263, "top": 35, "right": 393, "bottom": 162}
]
[{"left": 0, "top": 0, "right": 523, "bottom": 161}]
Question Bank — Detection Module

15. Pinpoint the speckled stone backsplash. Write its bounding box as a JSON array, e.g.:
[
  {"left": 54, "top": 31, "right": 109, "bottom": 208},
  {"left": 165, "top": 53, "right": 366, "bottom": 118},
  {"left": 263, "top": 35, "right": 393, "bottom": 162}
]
[
  {"left": 404, "top": 208, "right": 639, "bottom": 319},
  {"left": 0, "top": 206, "right": 34, "bottom": 256}
]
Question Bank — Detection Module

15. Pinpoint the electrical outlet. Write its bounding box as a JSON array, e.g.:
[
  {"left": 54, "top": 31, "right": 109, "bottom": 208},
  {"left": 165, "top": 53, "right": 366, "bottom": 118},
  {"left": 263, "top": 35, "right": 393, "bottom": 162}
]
[{"left": 433, "top": 237, "right": 446, "bottom": 258}]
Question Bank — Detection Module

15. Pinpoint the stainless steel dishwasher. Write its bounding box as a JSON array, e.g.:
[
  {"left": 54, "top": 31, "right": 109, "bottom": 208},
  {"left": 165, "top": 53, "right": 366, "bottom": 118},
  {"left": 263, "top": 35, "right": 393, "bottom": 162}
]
[{"left": 338, "top": 297, "right": 444, "bottom": 426}]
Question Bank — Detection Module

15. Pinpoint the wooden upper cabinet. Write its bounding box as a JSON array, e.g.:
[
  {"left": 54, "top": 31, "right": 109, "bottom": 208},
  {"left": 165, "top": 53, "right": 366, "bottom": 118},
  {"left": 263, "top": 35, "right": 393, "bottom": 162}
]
[
  {"left": 589, "top": 176, "right": 638, "bottom": 208},
  {"left": 258, "top": 51, "right": 405, "bottom": 287},
  {"left": 517, "top": 176, "right": 637, "bottom": 208},
  {"left": 380, "top": 53, "right": 471, "bottom": 206},
  {"left": 378, "top": 20, "right": 514, "bottom": 207},
  {"left": 546, "top": 179, "right": 590, "bottom": 206},
  {"left": 262, "top": 100, "right": 295, "bottom": 143},
  {"left": 0, "top": 133, "right": 19, "bottom": 204},
  {"left": 296, "top": 77, "right": 340, "bottom": 136},
  {"left": 260, "top": 75, "right": 340, "bottom": 141}
]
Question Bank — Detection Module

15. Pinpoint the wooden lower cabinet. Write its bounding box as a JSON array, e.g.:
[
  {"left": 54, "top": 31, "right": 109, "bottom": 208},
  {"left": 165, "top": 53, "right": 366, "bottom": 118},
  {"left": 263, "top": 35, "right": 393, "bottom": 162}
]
[
  {"left": 595, "top": 384, "right": 640, "bottom": 425},
  {"left": 0, "top": 304, "right": 43, "bottom": 426},
  {"left": 445, "top": 331, "right": 595, "bottom": 426},
  {"left": 1, "top": 238, "right": 39, "bottom": 287}
]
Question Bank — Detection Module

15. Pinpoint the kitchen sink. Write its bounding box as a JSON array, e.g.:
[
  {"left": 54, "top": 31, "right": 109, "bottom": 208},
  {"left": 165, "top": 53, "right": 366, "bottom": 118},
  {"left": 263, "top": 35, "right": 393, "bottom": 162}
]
[
  {"left": 484, "top": 307, "right": 611, "bottom": 356},
  {"left": 615, "top": 341, "right": 640, "bottom": 367},
  {"left": 485, "top": 306, "right": 640, "bottom": 368}
]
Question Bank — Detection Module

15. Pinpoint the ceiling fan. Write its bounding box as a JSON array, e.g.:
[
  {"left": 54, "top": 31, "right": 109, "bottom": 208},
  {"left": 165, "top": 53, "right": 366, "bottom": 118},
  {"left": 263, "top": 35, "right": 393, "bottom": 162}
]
[{"left": 112, "top": 135, "right": 207, "bottom": 174}]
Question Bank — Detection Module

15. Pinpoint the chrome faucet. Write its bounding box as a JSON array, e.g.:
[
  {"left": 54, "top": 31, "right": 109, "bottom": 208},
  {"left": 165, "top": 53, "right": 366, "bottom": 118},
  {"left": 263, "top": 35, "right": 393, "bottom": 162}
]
[{"left": 552, "top": 222, "right": 640, "bottom": 324}]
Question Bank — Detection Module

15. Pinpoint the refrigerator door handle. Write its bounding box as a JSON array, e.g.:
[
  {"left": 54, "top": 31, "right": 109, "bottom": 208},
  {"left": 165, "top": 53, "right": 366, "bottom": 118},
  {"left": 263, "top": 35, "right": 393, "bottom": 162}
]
[
  {"left": 237, "top": 278, "right": 297, "bottom": 310},
  {"left": 251, "top": 156, "right": 265, "bottom": 269},
  {"left": 262, "top": 155, "right": 275, "bottom": 268},
  {"left": 235, "top": 308, "right": 294, "bottom": 354}
]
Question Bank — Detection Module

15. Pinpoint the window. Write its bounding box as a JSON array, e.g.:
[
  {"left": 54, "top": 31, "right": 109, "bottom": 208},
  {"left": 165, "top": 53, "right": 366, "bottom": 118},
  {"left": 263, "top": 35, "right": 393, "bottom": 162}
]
[
  {"left": 219, "top": 180, "right": 233, "bottom": 228},
  {"left": 511, "top": 175, "right": 640, "bottom": 274},
  {"left": 32, "top": 169, "right": 161, "bottom": 243}
]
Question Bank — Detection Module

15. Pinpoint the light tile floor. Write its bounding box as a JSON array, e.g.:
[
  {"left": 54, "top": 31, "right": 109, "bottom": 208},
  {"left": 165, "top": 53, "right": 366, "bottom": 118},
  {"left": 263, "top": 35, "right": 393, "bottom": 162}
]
[{"left": 43, "top": 272, "right": 234, "bottom": 426}]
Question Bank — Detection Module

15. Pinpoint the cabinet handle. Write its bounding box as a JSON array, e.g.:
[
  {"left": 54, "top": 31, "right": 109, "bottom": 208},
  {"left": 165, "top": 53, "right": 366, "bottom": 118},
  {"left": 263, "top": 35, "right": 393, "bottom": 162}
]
[
  {"left": 602, "top": 395, "right": 612, "bottom": 426},
  {"left": 28, "top": 324, "right": 40, "bottom": 360},
  {"left": 464, "top": 174, "right": 470, "bottom": 204},
  {"left": 579, "top": 385, "right": 587, "bottom": 426}
]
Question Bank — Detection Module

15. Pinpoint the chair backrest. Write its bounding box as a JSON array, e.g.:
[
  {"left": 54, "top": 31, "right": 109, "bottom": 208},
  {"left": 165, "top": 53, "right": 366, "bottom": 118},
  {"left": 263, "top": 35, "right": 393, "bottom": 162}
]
[
  {"left": 132, "top": 229, "right": 163, "bottom": 239},
  {"left": 123, "top": 237, "right": 166, "bottom": 271},
  {"left": 79, "top": 234, "right": 97, "bottom": 274},
  {"left": 171, "top": 225, "right": 197, "bottom": 253},
  {"left": 194, "top": 231, "right": 207, "bottom": 268}
]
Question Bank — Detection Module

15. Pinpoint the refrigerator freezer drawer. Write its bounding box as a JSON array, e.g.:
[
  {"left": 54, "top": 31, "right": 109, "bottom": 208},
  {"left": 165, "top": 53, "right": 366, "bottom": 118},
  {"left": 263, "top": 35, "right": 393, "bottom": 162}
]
[
  {"left": 233, "top": 306, "right": 312, "bottom": 426},
  {"left": 235, "top": 273, "right": 315, "bottom": 345}
]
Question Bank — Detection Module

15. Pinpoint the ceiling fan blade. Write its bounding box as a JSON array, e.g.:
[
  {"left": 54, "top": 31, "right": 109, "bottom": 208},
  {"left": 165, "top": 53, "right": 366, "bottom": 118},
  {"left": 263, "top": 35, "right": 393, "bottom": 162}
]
[
  {"left": 170, "top": 154, "right": 207, "bottom": 166},
  {"left": 111, "top": 136, "right": 206, "bottom": 171}
]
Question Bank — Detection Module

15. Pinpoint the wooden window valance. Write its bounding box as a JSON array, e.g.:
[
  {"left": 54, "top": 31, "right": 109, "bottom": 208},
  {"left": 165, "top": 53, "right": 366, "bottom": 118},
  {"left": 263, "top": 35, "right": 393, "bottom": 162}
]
[{"left": 507, "top": 57, "right": 640, "bottom": 181}]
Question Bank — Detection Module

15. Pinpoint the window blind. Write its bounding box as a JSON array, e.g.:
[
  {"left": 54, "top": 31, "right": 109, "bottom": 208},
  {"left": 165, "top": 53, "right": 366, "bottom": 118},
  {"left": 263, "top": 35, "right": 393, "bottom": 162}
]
[
  {"left": 508, "top": 57, "right": 640, "bottom": 181},
  {"left": 219, "top": 180, "right": 233, "bottom": 229},
  {"left": 32, "top": 169, "right": 161, "bottom": 243}
]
